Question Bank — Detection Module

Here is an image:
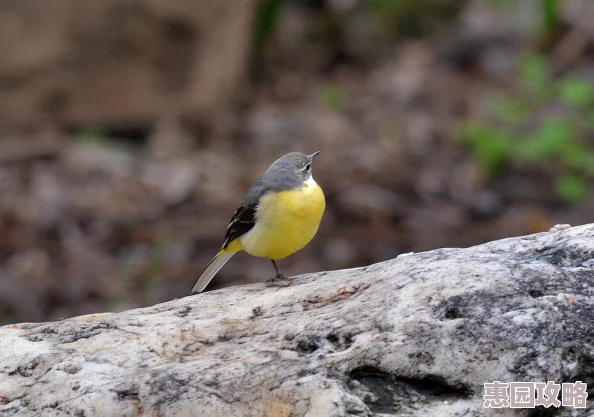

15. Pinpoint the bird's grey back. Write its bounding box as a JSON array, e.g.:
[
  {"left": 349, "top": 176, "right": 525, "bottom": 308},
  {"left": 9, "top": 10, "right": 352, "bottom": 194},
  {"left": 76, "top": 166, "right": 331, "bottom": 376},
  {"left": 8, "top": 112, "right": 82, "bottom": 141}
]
[{"left": 243, "top": 152, "right": 309, "bottom": 206}]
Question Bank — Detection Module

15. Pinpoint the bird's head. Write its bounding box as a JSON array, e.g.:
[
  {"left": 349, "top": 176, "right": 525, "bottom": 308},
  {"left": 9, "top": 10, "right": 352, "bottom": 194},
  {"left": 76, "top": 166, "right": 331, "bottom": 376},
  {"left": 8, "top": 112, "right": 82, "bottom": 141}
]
[
  {"left": 265, "top": 151, "right": 321, "bottom": 190},
  {"left": 278, "top": 151, "right": 320, "bottom": 181}
]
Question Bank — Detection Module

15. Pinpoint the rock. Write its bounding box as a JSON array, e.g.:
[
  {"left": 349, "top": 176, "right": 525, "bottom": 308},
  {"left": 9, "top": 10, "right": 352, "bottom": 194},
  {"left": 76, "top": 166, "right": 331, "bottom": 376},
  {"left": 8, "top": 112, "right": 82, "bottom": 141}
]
[
  {"left": 0, "top": 0, "right": 256, "bottom": 140},
  {"left": 0, "top": 224, "right": 593, "bottom": 416}
]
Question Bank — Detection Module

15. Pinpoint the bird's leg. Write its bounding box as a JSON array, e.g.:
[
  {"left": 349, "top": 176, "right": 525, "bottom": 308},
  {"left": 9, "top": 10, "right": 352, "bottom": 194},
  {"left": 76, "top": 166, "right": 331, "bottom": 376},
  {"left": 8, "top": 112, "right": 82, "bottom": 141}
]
[
  {"left": 271, "top": 260, "right": 284, "bottom": 279},
  {"left": 266, "top": 260, "right": 292, "bottom": 286}
]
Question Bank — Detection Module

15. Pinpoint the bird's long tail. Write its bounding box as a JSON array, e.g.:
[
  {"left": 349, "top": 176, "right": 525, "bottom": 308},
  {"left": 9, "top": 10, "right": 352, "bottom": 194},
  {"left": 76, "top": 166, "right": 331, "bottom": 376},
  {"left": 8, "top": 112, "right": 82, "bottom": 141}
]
[{"left": 191, "top": 250, "right": 236, "bottom": 293}]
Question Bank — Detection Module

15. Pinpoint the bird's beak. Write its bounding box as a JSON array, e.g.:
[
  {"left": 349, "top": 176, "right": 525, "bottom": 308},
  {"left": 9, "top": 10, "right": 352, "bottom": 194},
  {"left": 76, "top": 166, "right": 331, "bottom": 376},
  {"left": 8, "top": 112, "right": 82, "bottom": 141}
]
[{"left": 308, "top": 151, "right": 320, "bottom": 161}]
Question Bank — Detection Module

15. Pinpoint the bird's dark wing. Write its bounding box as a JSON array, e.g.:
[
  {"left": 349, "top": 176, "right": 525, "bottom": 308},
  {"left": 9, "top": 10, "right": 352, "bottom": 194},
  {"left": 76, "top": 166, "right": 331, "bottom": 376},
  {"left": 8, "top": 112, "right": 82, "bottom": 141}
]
[{"left": 222, "top": 204, "right": 257, "bottom": 249}]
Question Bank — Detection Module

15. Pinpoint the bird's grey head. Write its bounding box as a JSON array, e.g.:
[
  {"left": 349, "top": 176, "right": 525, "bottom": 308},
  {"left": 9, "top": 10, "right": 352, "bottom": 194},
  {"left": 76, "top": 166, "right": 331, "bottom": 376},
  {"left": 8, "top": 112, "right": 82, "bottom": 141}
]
[{"left": 260, "top": 151, "right": 320, "bottom": 192}]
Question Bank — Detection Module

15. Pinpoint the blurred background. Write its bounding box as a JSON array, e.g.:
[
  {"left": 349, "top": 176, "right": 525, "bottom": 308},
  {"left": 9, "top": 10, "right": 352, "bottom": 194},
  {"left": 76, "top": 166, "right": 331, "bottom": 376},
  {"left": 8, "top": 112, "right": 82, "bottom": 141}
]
[{"left": 1, "top": 0, "right": 594, "bottom": 325}]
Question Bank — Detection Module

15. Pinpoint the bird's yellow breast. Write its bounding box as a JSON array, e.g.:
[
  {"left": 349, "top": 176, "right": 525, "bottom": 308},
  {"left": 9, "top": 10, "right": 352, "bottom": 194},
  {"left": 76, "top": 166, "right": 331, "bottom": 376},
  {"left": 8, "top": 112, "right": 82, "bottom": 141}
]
[{"left": 239, "top": 178, "right": 325, "bottom": 260}]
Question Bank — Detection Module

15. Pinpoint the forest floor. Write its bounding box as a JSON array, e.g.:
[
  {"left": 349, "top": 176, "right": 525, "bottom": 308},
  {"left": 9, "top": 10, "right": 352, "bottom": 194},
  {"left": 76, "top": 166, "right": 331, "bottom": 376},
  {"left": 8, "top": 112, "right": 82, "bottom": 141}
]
[{"left": 1, "top": 1, "right": 593, "bottom": 324}]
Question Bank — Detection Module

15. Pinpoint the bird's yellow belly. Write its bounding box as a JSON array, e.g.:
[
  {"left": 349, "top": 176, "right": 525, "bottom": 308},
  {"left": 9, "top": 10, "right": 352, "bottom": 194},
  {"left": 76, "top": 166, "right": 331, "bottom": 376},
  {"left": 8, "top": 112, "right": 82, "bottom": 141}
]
[{"left": 239, "top": 180, "right": 325, "bottom": 260}]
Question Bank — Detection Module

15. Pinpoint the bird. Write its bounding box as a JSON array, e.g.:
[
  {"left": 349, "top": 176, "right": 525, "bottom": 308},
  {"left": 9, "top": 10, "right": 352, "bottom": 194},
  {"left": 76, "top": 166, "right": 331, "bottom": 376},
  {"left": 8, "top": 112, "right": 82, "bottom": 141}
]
[{"left": 191, "top": 151, "right": 325, "bottom": 293}]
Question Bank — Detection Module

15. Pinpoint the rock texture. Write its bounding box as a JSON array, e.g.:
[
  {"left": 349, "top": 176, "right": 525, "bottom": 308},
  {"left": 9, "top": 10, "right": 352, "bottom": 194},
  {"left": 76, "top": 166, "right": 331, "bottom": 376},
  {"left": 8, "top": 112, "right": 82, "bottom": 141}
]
[{"left": 1, "top": 224, "right": 593, "bottom": 416}]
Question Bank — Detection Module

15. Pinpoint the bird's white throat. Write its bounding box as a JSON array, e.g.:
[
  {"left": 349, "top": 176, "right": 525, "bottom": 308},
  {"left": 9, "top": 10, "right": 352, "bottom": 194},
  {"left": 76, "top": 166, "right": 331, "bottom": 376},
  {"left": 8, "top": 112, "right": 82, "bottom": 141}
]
[{"left": 304, "top": 175, "right": 317, "bottom": 188}]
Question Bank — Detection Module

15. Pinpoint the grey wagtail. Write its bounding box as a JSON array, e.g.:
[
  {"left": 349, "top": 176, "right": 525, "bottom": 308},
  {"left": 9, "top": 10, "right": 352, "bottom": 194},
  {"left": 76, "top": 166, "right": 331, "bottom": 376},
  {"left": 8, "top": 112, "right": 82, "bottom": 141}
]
[{"left": 191, "top": 151, "right": 325, "bottom": 293}]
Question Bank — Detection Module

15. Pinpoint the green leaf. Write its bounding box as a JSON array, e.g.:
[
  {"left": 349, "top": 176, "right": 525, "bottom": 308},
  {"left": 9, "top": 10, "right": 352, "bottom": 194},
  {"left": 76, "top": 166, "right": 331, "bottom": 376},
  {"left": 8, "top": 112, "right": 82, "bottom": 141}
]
[
  {"left": 458, "top": 122, "right": 513, "bottom": 177},
  {"left": 457, "top": 122, "right": 490, "bottom": 144},
  {"left": 494, "top": 97, "right": 529, "bottom": 124},
  {"left": 477, "top": 132, "right": 512, "bottom": 176},
  {"left": 554, "top": 174, "right": 589, "bottom": 204},
  {"left": 254, "top": 0, "right": 284, "bottom": 47},
  {"left": 539, "top": 117, "right": 571, "bottom": 143},
  {"left": 559, "top": 144, "right": 591, "bottom": 170},
  {"left": 516, "top": 118, "right": 571, "bottom": 160},
  {"left": 519, "top": 53, "right": 551, "bottom": 98},
  {"left": 514, "top": 136, "right": 548, "bottom": 161},
  {"left": 541, "top": 0, "right": 561, "bottom": 34},
  {"left": 370, "top": 0, "right": 391, "bottom": 9},
  {"left": 558, "top": 76, "right": 594, "bottom": 108}
]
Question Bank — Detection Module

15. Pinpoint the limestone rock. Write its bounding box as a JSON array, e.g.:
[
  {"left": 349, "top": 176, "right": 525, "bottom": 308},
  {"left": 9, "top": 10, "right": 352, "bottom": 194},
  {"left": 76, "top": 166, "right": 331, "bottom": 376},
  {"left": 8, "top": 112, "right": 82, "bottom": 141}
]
[{"left": 1, "top": 224, "right": 593, "bottom": 416}]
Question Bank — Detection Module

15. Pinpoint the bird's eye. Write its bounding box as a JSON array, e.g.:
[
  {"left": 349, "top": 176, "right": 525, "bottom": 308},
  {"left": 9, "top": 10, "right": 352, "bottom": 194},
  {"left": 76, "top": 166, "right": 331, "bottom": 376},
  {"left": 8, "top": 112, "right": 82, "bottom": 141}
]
[{"left": 304, "top": 163, "right": 311, "bottom": 172}]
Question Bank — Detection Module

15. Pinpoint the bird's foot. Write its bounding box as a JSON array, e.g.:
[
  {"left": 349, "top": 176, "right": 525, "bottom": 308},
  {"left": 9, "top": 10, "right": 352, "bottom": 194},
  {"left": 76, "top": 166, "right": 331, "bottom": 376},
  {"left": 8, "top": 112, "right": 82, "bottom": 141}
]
[{"left": 266, "top": 274, "right": 293, "bottom": 287}]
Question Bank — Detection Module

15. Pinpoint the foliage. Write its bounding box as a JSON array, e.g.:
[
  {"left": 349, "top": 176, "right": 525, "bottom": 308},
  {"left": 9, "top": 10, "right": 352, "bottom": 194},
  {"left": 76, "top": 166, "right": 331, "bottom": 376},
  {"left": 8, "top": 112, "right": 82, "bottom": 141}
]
[
  {"left": 540, "top": 0, "right": 562, "bottom": 44},
  {"left": 254, "top": 0, "right": 284, "bottom": 53},
  {"left": 369, "top": 0, "right": 467, "bottom": 38},
  {"left": 459, "top": 53, "right": 594, "bottom": 204},
  {"left": 541, "top": 0, "right": 560, "bottom": 31}
]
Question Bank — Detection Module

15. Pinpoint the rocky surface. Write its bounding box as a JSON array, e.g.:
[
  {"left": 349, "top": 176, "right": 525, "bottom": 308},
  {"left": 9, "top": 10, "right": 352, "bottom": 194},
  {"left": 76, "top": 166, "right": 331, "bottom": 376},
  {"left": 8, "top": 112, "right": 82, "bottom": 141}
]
[{"left": 1, "top": 223, "right": 592, "bottom": 416}]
